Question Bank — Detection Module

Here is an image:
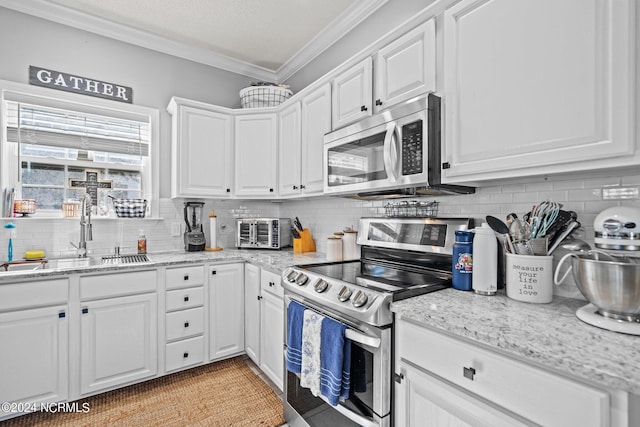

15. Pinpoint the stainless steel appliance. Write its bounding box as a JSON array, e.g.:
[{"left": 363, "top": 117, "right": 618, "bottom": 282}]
[
  {"left": 282, "top": 216, "right": 472, "bottom": 427},
  {"left": 184, "top": 202, "right": 206, "bottom": 252},
  {"left": 236, "top": 218, "right": 292, "bottom": 249},
  {"left": 594, "top": 206, "right": 640, "bottom": 251},
  {"left": 323, "top": 94, "right": 474, "bottom": 199}
]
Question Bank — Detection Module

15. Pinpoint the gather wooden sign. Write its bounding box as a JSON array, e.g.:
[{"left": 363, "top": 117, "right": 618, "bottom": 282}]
[{"left": 29, "top": 65, "right": 133, "bottom": 103}]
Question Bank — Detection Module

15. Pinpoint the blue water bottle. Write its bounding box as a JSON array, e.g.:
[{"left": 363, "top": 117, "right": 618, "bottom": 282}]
[{"left": 452, "top": 230, "right": 473, "bottom": 291}]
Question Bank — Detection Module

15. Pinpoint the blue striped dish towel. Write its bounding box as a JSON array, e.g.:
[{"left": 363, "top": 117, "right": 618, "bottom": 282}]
[
  {"left": 319, "top": 316, "right": 351, "bottom": 406},
  {"left": 286, "top": 300, "right": 305, "bottom": 374}
]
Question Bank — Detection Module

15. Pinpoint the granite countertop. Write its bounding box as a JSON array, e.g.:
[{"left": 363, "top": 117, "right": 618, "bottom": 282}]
[
  {"left": 391, "top": 288, "right": 640, "bottom": 395},
  {"left": 0, "top": 248, "right": 327, "bottom": 282}
]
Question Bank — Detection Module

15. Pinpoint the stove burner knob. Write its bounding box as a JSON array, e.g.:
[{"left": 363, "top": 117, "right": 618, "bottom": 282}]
[
  {"left": 294, "top": 272, "right": 309, "bottom": 286},
  {"left": 314, "top": 279, "right": 329, "bottom": 293},
  {"left": 337, "top": 286, "right": 353, "bottom": 302},
  {"left": 352, "top": 290, "right": 368, "bottom": 308},
  {"left": 285, "top": 270, "right": 298, "bottom": 283}
]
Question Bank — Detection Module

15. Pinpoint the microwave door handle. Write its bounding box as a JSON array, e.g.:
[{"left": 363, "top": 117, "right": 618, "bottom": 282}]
[{"left": 383, "top": 122, "right": 398, "bottom": 183}]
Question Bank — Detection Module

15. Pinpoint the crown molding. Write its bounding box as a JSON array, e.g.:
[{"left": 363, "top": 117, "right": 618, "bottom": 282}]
[
  {"left": 0, "top": 0, "right": 387, "bottom": 84},
  {"left": 0, "top": 0, "right": 277, "bottom": 81},
  {"left": 275, "top": 0, "right": 389, "bottom": 82}
]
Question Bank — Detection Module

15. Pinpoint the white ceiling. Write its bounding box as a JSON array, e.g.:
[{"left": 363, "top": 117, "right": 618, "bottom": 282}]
[{"left": 1, "top": 0, "right": 388, "bottom": 81}]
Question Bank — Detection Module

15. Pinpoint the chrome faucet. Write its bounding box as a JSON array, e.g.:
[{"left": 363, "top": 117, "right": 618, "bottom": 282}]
[{"left": 70, "top": 193, "right": 93, "bottom": 257}]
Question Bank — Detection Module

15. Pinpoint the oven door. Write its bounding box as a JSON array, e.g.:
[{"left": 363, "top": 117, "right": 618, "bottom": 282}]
[{"left": 284, "top": 295, "right": 391, "bottom": 427}]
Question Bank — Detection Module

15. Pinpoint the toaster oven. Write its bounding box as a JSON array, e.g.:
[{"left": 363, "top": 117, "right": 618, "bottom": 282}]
[{"left": 236, "top": 218, "right": 292, "bottom": 249}]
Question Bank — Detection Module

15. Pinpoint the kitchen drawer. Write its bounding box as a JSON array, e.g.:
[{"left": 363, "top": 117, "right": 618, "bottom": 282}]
[
  {"left": 396, "top": 318, "right": 609, "bottom": 427},
  {"left": 260, "top": 269, "right": 283, "bottom": 299},
  {"left": 0, "top": 278, "right": 68, "bottom": 311},
  {"left": 165, "top": 307, "right": 204, "bottom": 341},
  {"left": 165, "top": 335, "right": 204, "bottom": 372},
  {"left": 166, "top": 265, "right": 205, "bottom": 290},
  {"left": 166, "top": 286, "right": 204, "bottom": 312},
  {"left": 80, "top": 270, "right": 156, "bottom": 300}
]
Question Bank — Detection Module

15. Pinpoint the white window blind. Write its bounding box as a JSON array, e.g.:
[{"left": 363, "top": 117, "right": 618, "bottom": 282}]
[{"left": 5, "top": 101, "right": 150, "bottom": 156}]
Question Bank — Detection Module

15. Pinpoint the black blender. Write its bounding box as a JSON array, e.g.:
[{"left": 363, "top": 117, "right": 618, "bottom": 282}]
[{"left": 183, "top": 202, "right": 206, "bottom": 251}]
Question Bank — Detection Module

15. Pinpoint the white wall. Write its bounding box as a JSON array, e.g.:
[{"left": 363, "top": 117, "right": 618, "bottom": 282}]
[{"left": 0, "top": 7, "right": 253, "bottom": 199}]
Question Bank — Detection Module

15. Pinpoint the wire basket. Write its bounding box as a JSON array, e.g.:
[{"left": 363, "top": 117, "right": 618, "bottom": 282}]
[
  {"left": 61, "top": 201, "right": 80, "bottom": 218},
  {"left": 111, "top": 198, "right": 147, "bottom": 218},
  {"left": 240, "top": 86, "right": 293, "bottom": 108},
  {"left": 384, "top": 200, "right": 439, "bottom": 218}
]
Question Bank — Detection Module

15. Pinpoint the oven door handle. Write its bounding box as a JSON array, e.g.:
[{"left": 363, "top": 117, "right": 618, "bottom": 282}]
[{"left": 345, "top": 328, "right": 380, "bottom": 349}]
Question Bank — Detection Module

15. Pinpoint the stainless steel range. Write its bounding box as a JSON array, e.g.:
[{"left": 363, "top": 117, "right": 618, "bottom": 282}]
[{"left": 282, "top": 216, "right": 473, "bottom": 427}]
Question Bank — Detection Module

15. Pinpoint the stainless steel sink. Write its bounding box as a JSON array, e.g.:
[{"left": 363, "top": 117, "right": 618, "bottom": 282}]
[{"left": 1, "top": 254, "right": 150, "bottom": 273}]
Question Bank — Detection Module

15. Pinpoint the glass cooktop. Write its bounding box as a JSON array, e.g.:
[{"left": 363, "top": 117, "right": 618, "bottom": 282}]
[{"left": 299, "top": 259, "right": 451, "bottom": 295}]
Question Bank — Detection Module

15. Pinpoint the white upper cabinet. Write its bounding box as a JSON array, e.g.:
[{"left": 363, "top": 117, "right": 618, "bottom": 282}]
[
  {"left": 331, "top": 20, "right": 436, "bottom": 130},
  {"left": 442, "top": 0, "right": 637, "bottom": 183},
  {"left": 300, "top": 83, "right": 332, "bottom": 195},
  {"left": 278, "top": 101, "right": 302, "bottom": 197},
  {"left": 332, "top": 57, "right": 373, "bottom": 130},
  {"left": 168, "top": 98, "right": 233, "bottom": 198},
  {"left": 279, "top": 83, "right": 331, "bottom": 197},
  {"left": 374, "top": 19, "right": 436, "bottom": 113},
  {"left": 234, "top": 111, "right": 278, "bottom": 197}
]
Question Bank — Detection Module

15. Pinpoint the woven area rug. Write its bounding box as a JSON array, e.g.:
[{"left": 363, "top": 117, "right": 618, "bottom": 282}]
[{"left": 3, "top": 357, "right": 285, "bottom": 427}]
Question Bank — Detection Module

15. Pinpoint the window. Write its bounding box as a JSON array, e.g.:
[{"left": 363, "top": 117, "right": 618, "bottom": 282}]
[{"left": 1, "top": 83, "right": 158, "bottom": 218}]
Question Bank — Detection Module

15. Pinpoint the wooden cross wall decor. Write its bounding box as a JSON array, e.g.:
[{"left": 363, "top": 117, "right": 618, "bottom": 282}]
[{"left": 69, "top": 170, "right": 113, "bottom": 207}]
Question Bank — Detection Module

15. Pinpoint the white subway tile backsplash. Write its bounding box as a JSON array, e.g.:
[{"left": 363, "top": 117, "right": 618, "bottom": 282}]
[{"left": 3, "top": 169, "right": 640, "bottom": 298}]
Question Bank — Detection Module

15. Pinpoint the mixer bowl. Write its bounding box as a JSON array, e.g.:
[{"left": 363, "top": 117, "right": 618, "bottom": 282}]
[{"left": 570, "top": 254, "right": 640, "bottom": 321}]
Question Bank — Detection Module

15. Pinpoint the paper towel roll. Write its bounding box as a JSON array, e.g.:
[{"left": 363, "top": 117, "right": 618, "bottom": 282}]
[{"left": 209, "top": 216, "right": 217, "bottom": 249}]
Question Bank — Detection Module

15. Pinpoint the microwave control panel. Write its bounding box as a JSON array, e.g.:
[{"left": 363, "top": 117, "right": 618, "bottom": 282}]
[{"left": 401, "top": 119, "right": 423, "bottom": 176}]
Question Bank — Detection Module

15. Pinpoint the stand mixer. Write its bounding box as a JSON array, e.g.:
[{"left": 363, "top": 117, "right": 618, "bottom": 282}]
[
  {"left": 573, "top": 206, "right": 640, "bottom": 335},
  {"left": 183, "top": 202, "right": 206, "bottom": 252}
]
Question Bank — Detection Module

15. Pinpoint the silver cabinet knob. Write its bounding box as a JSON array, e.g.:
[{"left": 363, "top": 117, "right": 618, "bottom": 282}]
[
  {"left": 337, "top": 286, "right": 353, "bottom": 302},
  {"left": 352, "top": 290, "right": 368, "bottom": 308}
]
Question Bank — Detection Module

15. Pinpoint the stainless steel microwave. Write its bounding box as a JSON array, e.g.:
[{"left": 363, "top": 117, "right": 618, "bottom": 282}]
[
  {"left": 236, "top": 218, "right": 292, "bottom": 249},
  {"left": 323, "top": 93, "right": 474, "bottom": 198}
]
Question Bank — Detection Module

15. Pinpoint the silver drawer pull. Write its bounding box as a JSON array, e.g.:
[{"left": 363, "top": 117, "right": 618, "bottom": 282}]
[{"left": 463, "top": 366, "right": 476, "bottom": 380}]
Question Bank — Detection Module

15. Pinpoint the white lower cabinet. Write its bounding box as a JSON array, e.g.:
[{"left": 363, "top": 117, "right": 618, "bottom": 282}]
[
  {"left": 0, "top": 304, "right": 69, "bottom": 417},
  {"left": 395, "top": 317, "right": 621, "bottom": 427},
  {"left": 244, "top": 263, "right": 261, "bottom": 364},
  {"left": 165, "top": 265, "right": 206, "bottom": 372},
  {"left": 80, "top": 290, "right": 157, "bottom": 395},
  {"left": 209, "top": 263, "right": 245, "bottom": 361},
  {"left": 243, "top": 265, "right": 284, "bottom": 391},
  {"left": 259, "top": 269, "right": 284, "bottom": 391}
]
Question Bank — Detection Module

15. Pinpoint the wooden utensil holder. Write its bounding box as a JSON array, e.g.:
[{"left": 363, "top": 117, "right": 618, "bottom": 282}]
[{"left": 293, "top": 228, "right": 316, "bottom": 253}]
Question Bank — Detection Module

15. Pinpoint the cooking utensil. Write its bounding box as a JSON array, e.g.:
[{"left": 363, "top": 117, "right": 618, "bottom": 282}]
[
  {"left": 529, "top": 201, "right": 561, "bottom": 238},
  {"left": 547, "top": 220, "right": 580, "bottom": 255},
  {"left": 291, "top": 227, "right": 300, "bottom": 239},
  {"left": 485, "top": 215, "right": 515, "bottom": 253},
  {"left": 554, "top": 250, "right": 640, "bottom": 321},
  {"left": 543, "top": 210, "right": 574, "bottom": 241}
]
